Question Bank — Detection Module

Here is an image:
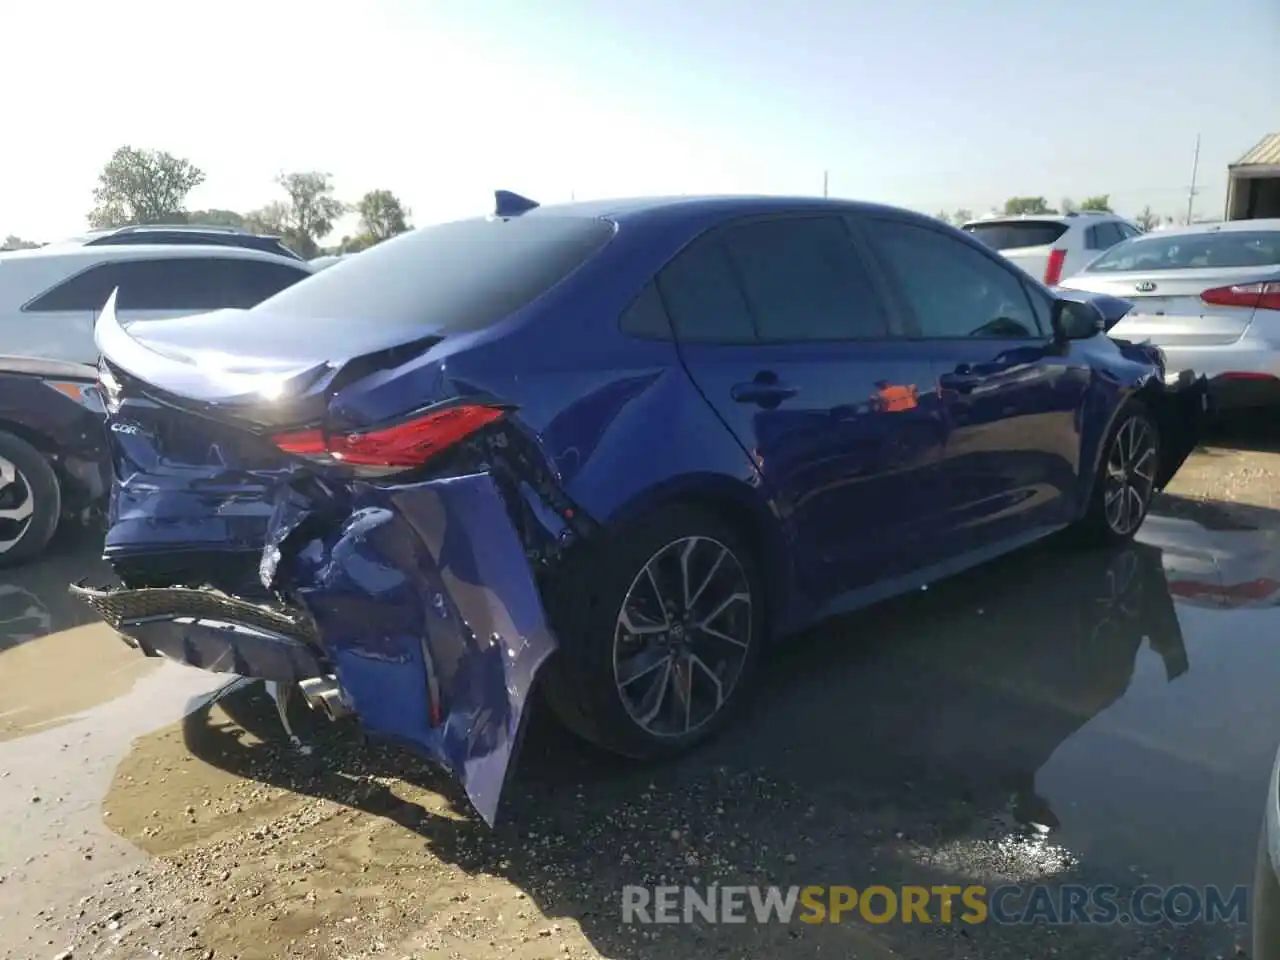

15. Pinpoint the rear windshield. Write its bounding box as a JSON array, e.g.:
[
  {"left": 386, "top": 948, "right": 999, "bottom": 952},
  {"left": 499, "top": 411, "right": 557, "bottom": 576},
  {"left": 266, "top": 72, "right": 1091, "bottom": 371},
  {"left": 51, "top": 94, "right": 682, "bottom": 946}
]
[
  {"left": 963, "top": 221, "right": 1069, "bottom": 251},
  {"left": 1083, "top": 230, "right": 1280, "bottom": 273},
  {"left": 249, "top": 213, "right": 615, "bottom": 338}
]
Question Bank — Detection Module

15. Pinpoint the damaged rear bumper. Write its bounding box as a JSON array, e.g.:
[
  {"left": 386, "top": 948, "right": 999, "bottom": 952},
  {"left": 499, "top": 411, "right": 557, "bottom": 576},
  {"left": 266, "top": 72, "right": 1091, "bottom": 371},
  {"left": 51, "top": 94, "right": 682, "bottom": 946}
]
[
  {"left": 1152, "top": 370, "right": 1212, "bottom": 490},
  {"left": 71, "top": 471, "right": 560, "bottom": 826}
]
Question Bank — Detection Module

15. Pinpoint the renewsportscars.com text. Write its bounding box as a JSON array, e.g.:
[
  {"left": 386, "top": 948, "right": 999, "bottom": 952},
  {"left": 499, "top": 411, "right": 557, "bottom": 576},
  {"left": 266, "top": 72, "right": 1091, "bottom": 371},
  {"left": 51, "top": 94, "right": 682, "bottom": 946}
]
[{"left": 621, "top": 884, "right": 1248, "bottom": 926}]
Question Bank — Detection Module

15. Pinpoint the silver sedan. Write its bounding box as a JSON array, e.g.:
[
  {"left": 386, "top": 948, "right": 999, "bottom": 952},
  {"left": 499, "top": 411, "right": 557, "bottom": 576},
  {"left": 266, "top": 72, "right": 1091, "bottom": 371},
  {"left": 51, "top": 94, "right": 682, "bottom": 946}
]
[{"left": 1060, "top": 220, "right": 1280, "bottom": 410}]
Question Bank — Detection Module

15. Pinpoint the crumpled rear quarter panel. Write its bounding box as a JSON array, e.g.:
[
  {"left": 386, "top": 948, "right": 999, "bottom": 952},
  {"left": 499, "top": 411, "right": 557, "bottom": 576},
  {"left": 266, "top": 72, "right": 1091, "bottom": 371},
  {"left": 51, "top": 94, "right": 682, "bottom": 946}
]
[{"left": 274, "top": 471, "right": 558, "bottom": 825}]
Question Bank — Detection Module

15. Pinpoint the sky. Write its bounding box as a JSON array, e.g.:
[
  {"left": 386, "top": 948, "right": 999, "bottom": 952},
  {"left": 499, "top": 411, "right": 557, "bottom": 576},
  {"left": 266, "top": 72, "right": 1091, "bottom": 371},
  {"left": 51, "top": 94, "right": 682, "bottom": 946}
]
[{"left": 3, "top": 0, "right": 1278, "bottom": 242}]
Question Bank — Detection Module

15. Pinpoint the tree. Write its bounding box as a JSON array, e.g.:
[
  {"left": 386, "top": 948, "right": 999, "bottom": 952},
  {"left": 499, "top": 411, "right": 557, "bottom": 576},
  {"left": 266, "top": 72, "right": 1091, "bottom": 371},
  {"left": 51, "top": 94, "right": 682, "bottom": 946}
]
[
  {"left": 952, "top": 208, "right": 974, "bottom": 226},
  {"left": 1080, "top": 194, "right": 1112, "bottom": 213},
  {"left": 262, "top": 171, "right": 347, "bottom": 258},
  {"left": 1061, "top": 197, "right": 1078, "bottom": 214},
  {"left": 87, "top": 146, "right": 205, "bottom": 228},
  {"left": 1003, "top": 196, "right": 1053, "bottom": 215},
  {"left": 1135, "top": 206, "right": 1159, "bottom": 232},
  {"left": 1, "top": 235, "right": 39, "bottom": 251},
  {"left": 934, "top": 210, "right": 952, "bottom": 225},
  {"left": 357, "top": 189, "right": 411, "bottom": 242}
]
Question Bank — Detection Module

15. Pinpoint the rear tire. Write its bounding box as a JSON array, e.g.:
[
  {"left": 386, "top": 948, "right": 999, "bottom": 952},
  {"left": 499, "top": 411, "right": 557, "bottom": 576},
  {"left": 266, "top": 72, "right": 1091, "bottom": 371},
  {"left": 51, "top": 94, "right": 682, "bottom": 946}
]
[
  {"left": 0, "top": 430, "right": 61, "bottom": 566},
  {"left": 1074, "top": 401, "right": 1160, "bottom": 547},
  {"left": 540, "top": 504, "right": 765, "bottom": 760}
]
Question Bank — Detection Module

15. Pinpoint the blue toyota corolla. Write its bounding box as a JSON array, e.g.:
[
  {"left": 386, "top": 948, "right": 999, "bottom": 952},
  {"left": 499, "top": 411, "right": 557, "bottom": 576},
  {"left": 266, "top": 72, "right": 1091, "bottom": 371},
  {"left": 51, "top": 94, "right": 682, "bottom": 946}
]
[{"left": 72, "top": 192, "right": 1206, "bottom": 824}]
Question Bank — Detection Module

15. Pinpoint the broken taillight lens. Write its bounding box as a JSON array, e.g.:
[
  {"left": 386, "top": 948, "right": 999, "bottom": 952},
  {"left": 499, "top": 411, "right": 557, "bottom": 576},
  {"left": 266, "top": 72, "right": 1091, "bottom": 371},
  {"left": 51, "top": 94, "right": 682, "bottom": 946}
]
[{"left": 272, "top": 403, "right": 504, "bottom": 473}]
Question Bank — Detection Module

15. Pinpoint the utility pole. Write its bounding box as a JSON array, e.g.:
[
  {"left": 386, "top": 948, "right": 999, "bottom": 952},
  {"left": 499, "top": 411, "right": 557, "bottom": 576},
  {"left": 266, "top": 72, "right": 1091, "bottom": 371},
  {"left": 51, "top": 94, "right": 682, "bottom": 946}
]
[
  {"left": 822, "top": 170, "right": 829, "bottom": 198},
  {"left": 1185, "top": 134, "right": 1201, "bottom": 224}
]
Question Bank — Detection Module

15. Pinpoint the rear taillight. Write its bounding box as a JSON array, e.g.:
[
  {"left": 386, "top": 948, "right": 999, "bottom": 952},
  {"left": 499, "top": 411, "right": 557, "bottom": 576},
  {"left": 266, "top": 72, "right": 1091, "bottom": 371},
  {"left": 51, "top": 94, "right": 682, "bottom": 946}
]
[
  {"left": 1043, "top": 249, "right": 1067, "bottom": 286},
  {"left": 1201, "top": 282, "right": 1280, "bottom": 311},
  {"left": 272, "top": 403, "right": 504, "bottom": 473}
]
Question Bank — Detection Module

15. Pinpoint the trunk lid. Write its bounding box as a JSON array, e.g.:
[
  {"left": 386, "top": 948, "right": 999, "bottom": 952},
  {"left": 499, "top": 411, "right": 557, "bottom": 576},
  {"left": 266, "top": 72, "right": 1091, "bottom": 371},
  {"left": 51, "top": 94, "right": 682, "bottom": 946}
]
[{"left": 1059, "top": 265, "right": 1276, "bottom": 346}]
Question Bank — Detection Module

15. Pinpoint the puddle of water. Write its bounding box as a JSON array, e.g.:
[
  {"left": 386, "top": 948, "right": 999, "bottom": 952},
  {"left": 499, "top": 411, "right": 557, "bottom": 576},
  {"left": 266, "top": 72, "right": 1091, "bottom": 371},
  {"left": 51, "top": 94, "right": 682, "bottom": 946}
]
[
  {"left": 0, "top": 623, "right": 157, "bottom": 742},
  {"left": 1030, "top": 515, "right": 1280, "bottom": 890}
]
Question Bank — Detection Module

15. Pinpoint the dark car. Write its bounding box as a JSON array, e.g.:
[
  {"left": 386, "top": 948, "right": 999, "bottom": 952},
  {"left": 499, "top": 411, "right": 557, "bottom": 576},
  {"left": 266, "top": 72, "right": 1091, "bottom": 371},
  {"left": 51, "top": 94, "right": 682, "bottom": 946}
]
[
  {"left": 0, "top": 355, "right": 110, "bottom": 563},
  {"left": 72, "top": 191, "right": 1207, "bottom": 824}
]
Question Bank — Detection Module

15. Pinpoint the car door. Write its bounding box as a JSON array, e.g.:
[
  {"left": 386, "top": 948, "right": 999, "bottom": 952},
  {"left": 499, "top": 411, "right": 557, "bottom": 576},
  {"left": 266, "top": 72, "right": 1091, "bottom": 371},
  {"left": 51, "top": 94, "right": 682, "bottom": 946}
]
[
  {"left": 856, "top": 214, "right": 1092, "bottom": 558},
  {"left": 660, "top": 212, "right": 947, "bottom": 610}
]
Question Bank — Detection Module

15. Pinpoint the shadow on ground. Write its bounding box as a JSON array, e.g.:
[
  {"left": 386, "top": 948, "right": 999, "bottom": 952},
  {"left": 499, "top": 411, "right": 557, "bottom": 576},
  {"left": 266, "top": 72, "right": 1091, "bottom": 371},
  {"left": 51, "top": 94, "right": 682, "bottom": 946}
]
[{"left": 159, "top": 530, "right": 1248, "bottom": 958}]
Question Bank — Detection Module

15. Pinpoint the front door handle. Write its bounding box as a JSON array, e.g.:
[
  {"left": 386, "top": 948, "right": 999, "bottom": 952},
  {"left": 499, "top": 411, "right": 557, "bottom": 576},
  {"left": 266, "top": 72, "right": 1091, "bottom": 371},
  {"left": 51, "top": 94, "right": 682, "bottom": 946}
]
[{"left": 731, "top": 373, "right": 798, "bottom": 407}]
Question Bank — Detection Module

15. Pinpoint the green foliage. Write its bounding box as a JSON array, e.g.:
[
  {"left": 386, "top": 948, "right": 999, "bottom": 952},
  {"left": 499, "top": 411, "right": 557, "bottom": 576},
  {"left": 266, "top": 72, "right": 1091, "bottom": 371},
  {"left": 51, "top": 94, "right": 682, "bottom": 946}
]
[
  {"left": 1003, "top": 196, "right": 1053, "bottom": 215},
  {"left": 1, "top": 235, "right": 39, "bottom": 251},
  {"left": 87, "top": 146, "right": 205, "bottom": 228},
  {"left": 357, "top": 189, "right": 411, "bottom": 241},
  {"left": 1079, "top": 194, "right": 1112, "bottom": 213}
]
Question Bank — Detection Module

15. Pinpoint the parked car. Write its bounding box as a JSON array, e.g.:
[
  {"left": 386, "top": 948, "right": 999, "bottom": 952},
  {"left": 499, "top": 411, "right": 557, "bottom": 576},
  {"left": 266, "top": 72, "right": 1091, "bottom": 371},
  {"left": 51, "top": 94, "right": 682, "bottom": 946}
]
[
  {"left": 0, "top": 242, "right": 314, "bottom": 364},
  {"left": 65, "top": 223, "right": 304, "bottom": 261},
  {"left": 1058, "top": 219, "right": 1280, "bottom": 410},
  {"left": 961, "top": 211, "right": 1142, "bottom": 286},
  {"left": 0, "top": 355, "right": 110, "bottom": 564},
  {"left": 1258, "top": 747, "right": 1280, "bottom": 958},
  {"left": 71, "top": 192, "right": 1207, "bottom": 825}
]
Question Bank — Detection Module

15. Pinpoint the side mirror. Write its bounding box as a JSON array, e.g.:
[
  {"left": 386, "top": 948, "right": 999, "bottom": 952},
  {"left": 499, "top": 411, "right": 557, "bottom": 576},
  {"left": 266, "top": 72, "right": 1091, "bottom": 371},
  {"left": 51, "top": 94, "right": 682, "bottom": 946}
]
[{"left": 1051, "top": 298, "right": 1106, "bottom": 342}]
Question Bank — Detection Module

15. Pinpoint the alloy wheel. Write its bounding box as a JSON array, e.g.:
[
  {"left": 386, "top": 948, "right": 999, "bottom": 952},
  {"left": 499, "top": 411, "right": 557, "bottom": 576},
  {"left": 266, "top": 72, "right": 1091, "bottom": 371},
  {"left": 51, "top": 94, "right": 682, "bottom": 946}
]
[
  {"left": 612, "top": 535, "right": 753, "bottom": 738},
  {"left": 1103, "top": 417, "right": 1157, "bottom": 537},
  {"left": 0, "top": 455, "right": 34, "bottom": 555}
]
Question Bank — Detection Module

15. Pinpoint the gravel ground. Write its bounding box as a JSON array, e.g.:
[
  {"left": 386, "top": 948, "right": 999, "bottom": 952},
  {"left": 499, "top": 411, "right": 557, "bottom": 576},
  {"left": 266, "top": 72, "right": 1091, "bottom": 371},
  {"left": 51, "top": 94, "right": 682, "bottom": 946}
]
[{"left": 4, "top": 421, "right": 1280, "bottom": 960}]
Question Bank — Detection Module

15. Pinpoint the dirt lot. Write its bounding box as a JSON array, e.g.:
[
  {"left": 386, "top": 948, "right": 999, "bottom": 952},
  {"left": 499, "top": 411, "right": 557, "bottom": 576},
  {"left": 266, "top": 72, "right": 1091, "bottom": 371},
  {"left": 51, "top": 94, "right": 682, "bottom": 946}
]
[{"left": 4, "top": 422, "right": 1280, "bottom": 960}]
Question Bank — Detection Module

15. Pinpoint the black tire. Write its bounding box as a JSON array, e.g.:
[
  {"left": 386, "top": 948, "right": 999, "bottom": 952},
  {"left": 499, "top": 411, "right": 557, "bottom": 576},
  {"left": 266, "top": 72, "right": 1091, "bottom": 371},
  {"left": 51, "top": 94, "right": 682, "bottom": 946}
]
[
  {"left": 540, "top": 503, "right": 766, "bottom": 760},
  {"left": 0, "top": 430, "right": 61, "bottom": 566},
  {"left": 1074, "top": 400, "right": 1160, "bottom": 547}
]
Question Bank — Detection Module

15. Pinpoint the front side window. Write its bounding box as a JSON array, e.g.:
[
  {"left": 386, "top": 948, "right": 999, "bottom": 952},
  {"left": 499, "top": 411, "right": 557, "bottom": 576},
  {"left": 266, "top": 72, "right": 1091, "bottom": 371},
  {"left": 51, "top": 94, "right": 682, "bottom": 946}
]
[{"left": 870, "top": 219, "right": 1043, "bottom": 339}]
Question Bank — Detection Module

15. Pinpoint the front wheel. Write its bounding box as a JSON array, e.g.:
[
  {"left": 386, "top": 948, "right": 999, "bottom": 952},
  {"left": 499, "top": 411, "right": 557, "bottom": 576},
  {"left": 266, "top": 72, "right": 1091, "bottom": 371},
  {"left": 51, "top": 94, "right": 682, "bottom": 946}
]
[
  {"left": 540, "top": 504, "right": 765, "bottom": 760},
  {"left": 1074, "top": 401, "right": 1160, "bottom": 546}
]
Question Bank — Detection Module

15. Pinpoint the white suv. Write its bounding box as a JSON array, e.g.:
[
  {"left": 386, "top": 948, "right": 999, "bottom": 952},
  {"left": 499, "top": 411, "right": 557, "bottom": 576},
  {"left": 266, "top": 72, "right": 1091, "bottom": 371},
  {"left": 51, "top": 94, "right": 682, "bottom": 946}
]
[
  {"left": 960, "top": 212, "right": 1143, "bottom": 287},
  {"left": 0, "top": 236, "right": 313, "bottom": 364}
]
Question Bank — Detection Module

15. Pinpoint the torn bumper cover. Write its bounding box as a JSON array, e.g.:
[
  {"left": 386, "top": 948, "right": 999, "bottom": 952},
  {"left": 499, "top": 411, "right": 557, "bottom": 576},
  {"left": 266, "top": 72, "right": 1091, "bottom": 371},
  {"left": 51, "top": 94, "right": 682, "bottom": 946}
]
[
  {"left": 1152, "top": 369, "right": 1212, "bottom": 490},
  {"left": 71, "top": 472, "right": 559, "bottom": 826}
]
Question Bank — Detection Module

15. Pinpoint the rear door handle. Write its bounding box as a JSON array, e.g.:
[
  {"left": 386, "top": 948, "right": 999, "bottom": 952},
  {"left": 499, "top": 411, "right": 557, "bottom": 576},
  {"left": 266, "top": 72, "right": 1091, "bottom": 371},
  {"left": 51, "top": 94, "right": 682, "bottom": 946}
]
[{"left": 731, "top": 379, "right": 798, "bottom": 406}]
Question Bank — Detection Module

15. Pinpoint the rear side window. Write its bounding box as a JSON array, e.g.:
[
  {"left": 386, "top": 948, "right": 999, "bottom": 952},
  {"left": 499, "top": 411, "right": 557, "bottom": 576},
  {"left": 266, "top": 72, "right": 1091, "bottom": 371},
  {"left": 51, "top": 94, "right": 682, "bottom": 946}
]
[
  {"left": 25, "top": 262, "right": 123, "bottom": 311},
  {"left": 249, "top": 214, "right": 615, "bottom": 339},
  {"left": 619, "top": 283, "right": 673, "bottom": 339},
  {"left": 964, "top": 221, "right": 1069, "bottom": 251},
  {"left": 721, "top": 216, "right": 889, "bottom": 341},
  {"left": 24, "top": 257, "right": 309, "bottom": 312},
  {"left": 1084, "top": 230, "right": 1280, "bottom": 273},
  {"left": 1087, "top": 222, "right": 1125, "bottom": 250},
  {"left": 656, "top": 237, "right": 756, "bottom": 343}
]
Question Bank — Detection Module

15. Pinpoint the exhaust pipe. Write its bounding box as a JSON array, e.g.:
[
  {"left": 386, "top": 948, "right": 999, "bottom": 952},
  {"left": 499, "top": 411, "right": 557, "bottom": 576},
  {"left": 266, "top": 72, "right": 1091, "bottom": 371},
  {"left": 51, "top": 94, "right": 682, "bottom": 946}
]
[{"left": 298, "top": 675, "right": 352, "bottom": 721}]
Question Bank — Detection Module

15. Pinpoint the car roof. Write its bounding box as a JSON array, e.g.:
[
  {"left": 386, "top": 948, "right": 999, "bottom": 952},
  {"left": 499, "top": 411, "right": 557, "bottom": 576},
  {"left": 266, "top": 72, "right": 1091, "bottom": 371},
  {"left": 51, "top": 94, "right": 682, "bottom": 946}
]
[
  {"left": 1130, "top": 218, "right": 1280, "bottom": 240},
  {"left": 492, "top": 194, "right": 942, "bottom": 231},
  {"left": 0, "top": 242, "right": 310, "bottom": 267},
  {"left": 960, "top": 211, "right": 1125, "bottom": 228}
]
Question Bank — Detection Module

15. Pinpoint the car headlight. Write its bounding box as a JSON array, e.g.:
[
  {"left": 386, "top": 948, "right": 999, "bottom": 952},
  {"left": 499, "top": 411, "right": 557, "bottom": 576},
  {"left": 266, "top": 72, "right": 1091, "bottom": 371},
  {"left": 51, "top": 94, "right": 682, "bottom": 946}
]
[{"left": 42, "top": 379, "right": 105, "bottom": 415}]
